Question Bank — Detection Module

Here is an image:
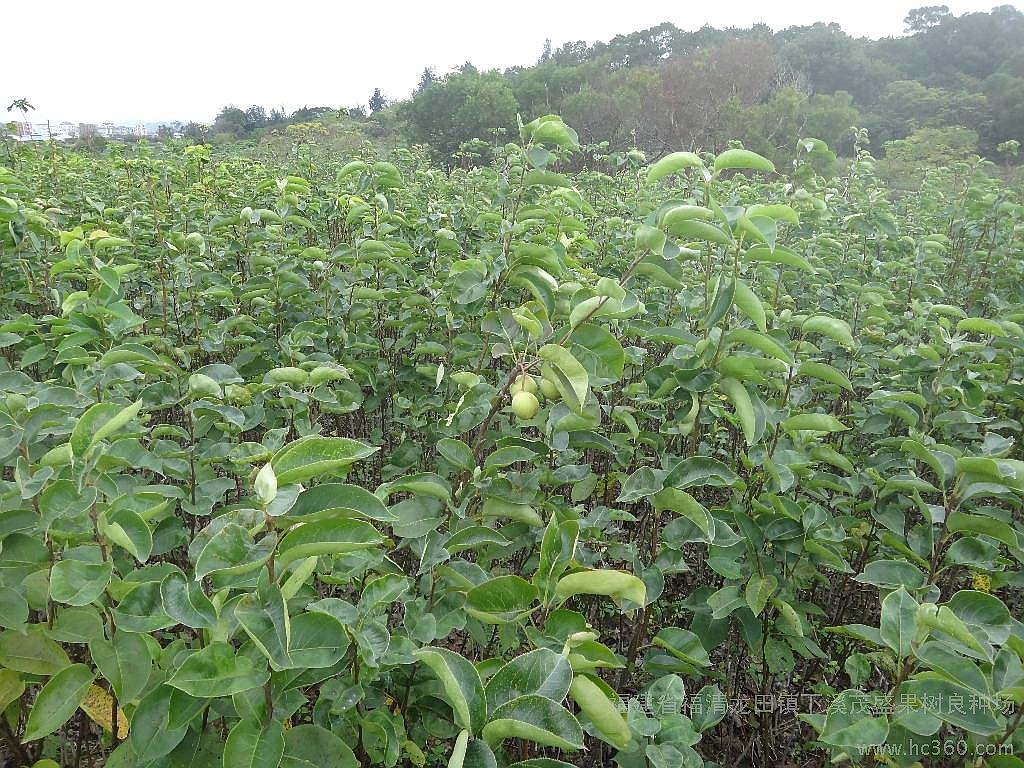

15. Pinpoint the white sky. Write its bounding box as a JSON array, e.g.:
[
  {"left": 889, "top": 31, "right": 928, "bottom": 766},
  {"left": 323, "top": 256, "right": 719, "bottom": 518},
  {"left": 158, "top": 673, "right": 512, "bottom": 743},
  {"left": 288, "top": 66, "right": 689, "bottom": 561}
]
[{"left": 3, "top": 0, "right": 1014, "bottom": 125}]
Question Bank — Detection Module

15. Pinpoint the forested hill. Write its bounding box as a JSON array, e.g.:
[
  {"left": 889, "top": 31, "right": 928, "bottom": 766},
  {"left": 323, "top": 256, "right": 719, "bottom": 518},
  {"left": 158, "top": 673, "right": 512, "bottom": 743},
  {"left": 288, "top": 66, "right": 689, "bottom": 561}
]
[
  {"left": 398, "top": 5, "right": 1024, "bottom": 164},
  {"left": 199, "top": 6, "right": 1024, "bottom": 167}
]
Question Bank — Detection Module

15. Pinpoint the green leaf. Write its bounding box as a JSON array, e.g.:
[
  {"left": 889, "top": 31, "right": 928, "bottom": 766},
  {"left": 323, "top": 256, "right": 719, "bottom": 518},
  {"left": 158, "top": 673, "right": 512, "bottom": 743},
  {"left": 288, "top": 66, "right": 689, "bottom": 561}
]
[
  {"left": 533, "top": 519, "right": 579, "bottom": 603},
  {"left": 236, "top": 583, "right": 291, "bottom": 671},
  {"left": 809, "top": 445, "right": 855, "bottom": 474},
  {"left": 899, "top": 678, "right": 1002, "bottom": 735},
  {"left": 281, "top": 724, "right": 358, "bottom": 768},
  {"left": 413, "top": 646, "right": 486, "bottom": 733},
  {"left": 127, "top": 684, "right": 188, "bottom": 760},
  {"left": 781, "top": 413, "right": 848, "bottom": 434},
  {"left": 90, "top": 631, "right": 151, "bottom": 703},
  {"left": 946, "top": 512, "right": 1020, "bottom": 553},
  {"left": 288, "top": 611, "right": 350, "bottom": 668},
  {"left": 167, "top": 641, "right": 269, "bottom": 697},
  {"left": 448, "top": 730, "right": 470, "bottom": 768},
  {"left": 801, "top": 315, "right": 855, "bottom": 348},
  {"left": 70, "top": 399, "right": 143, "bottom": 457},
  {"left": 567, "top": 640, "right": 623, "bottom": 673},
  {"left": 194, "top": 524, "right": 276, "bottom": 581},
  {"left": 880, "top": 587, "right": 918, "bottom": 658},
  {"left": 651, "top": 488, "right": 713, "bottom": 542},
  {"left": 917, "top": 604, "right": 987, "bottom": 658},
  {"left": 111, "top": 581, "right": 173, "bottom": 632},
  {"left": 271, "top": 436, "right": 379, "bottom": 486},
  {"left": 617, "top": 467, "right": 665, "bottom": 503},
  {"left": 818, "top": 690, "right": 889, "bottom": 749},
  {"left": 287, "top": 483, "right": 395, "bottom": 523},
  {"left": 646, "top": 152, "right": 704, "bottom": 183},
  {"left": 738, "top": 215, "right": 777, "bottom": 250},
  {"left": 569, "top": 324, "right": 625, "bottom": 387},
  {"left": 731, "top": 279, "right": 766, "bottom": 332},
  {"left": 24, "top": 663, "right": 95, "bottom": 741},
  {"left": 465, "top": 576, "right": 539, "bottom": 624},
  {"left": 707, "top": 585, "right": 745, "bottom": 619},
  {"left": 651, "top": 628, "right": 710, "bottom": 668},
  {"left": 49, "top": 558, "right": 113, "bottom": 606},
  {"left": 713, "top": 148, "right": 774, "bottom": 174},
  {"left": 703, "top": 278, "right": 735, "bottom": 329},
  {"left": 690, "top": 685, "right": 728, "bottom": 732},
  {"left": 744, "top": 574, "right": 777, "bottom": 617},
  {"left": 0, "top": 587, "right": 27, "bottom": 630},
  {"left": 635, "top": 224, "right": 666, "bottom": 254},
  {"left": 663, "top": 218, "right": 732, "bottom": 245},
  {"left": 0, "top": 669, "right": 24, "bottom": 713},
  {"left": 913, "top": 641, "right": 987, "bottom": 694},
  {"left": 378, "top": 473, "right": 452, "bottom": 503},
  {"left": 646, "top": 745, "right": 688, "bottom": 768},
  {"left": 481, "top": 498, "right": 544, "bottom": 527},
  {"left": 436, "top": 440, "right": 475, "bottom": 472},
  {"left": 0, "top": 626, "right": 70, "bottom": 674},
  {"left": 482, "top": 695, "right": 583, "bottom": 751},
  {"left": 645, "top": 673, "right": 686, "bottom": 717},
  {"left": 567, "top": 674, "right": 631, "bottom": 749},
  {"left": 747, "top": 203, "right": 799, "bottom": 225},
  {"left": 772, "top": 599, "right": 804, "bottom": 637},
  {"left": 797, "top": 361, "right": 853, "bottom": 391},
  {"left": 744, "top": 244, "right": 814, "bottom": 273},
  {"left": 660, "top": 204, "right": 714, "bottom": 229},
  {"left": 39, "top": 480, "right": 96, "bottom": 528},
  {"left": 854, "top": 560, "right": 926, "bottom": 589},
  {"left": 281, "top": 557, "right": 319, "bottom": 600},
  {"left": 510, "top": 266, "right": 558, "bottom": 315},
  {"left": 539, "top": 345, "right": 589, "bottom": 415},
  {"left": 947, "top": 590, "right": 1011, "bottom": 645},
  {"left": 485, "top": 648, "right": 572, "bottom": 712},
  {"left": 99, "top": 507, "right": 153, "bottom": 562},
  {"left": 523, "top": 116, "right": 579, "bottom": 148},
  {"left": 956, "top": 317, "right": 1005, "bottom": 337},
  {"left": 357, "top": 574, "right": 410, "bottom": 616},
  {"left": 663, "top": 456, "right": 739, "bottom": 489},
  {"left": 555, "top": 569, "right": 646, "bottom": 610},
  {"left": 726, "top": 328, "right": 791, "bottom": 362},
  {"left": 276, "top": 518, "right": 383, "bottom": 567},
  {"left": 223, "top": 718, "right": 286, "bottom": 768},
  {"left": 524, "top": 169, "right": 570, "bottom": 188},
  {"left": 160, "top": 571, "right": 217, "bottom": 629},
  {"left": 719, "top": 378, "right": 756, "bottom": 445}
]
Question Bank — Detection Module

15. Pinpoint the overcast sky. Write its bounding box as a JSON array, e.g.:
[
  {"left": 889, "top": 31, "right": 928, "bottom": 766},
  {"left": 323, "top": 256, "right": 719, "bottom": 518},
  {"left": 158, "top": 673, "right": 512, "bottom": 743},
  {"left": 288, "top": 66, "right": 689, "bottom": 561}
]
[{"left": 3, "top": 0, "right": 1014, "bottom": 125}]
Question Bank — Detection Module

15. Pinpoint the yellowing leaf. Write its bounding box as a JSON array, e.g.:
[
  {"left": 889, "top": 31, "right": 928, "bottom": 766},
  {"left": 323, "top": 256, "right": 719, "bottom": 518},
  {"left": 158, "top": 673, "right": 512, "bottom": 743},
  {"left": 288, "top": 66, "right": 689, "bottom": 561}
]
[{"left": 79, "top": 684, "right": 129, "bottom": 735}]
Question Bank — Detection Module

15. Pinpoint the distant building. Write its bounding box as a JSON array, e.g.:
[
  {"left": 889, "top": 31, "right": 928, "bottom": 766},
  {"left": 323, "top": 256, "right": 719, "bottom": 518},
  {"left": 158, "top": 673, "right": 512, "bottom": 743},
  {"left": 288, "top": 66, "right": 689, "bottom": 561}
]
[
  {"left": 10, "top": 120, "right": 153, "bottom": 142},
  {"left": 11, "top": 122, "right": 48, "bottom": 141}
]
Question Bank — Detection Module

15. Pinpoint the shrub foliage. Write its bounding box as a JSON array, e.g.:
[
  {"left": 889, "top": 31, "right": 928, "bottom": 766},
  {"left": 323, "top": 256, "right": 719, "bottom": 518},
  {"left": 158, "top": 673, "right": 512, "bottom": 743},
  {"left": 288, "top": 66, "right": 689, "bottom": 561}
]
[{"left": 0, "top": 118, "right": 1022, "bottom": 767}]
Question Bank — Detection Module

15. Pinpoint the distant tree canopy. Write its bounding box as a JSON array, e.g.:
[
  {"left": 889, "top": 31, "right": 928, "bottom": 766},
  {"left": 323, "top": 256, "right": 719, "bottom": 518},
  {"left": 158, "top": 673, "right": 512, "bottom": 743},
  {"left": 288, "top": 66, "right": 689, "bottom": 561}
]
[
  {"left": 212, "top": 106, "right": 260, "bottom": 138},
  {"left": 400, "top": 67, "right": 518, "bottom": 160},
  {"left": 415, "top": 68, "right": 436, "bottom": 93},
  {"left": 369, "top": 89, "right": 387, "bottom": 114},
  {"left": 903, "top": 5, "right": 952, "bottom": 33},
  {"left": 208, "top": 105, "right": 343, "bottom": 140},
  {"left": 192, "top": 6, "right": 1023, "bottom": 166},
  {"left": 398, "top": 6, "right": 1024, "bottom": 164},
  {"left": 884, "top": 125, "right": 981, "bottom": 174}
]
